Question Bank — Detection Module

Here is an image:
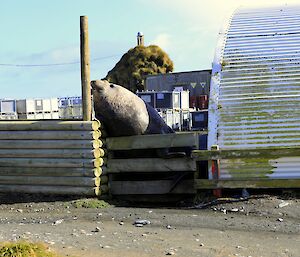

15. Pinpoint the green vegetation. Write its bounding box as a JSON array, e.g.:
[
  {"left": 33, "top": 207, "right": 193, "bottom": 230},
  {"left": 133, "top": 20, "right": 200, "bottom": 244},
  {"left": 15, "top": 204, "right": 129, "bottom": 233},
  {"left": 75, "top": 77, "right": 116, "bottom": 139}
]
[
  {"left": 0, "top": 241, "right": 60, "bottom": 257},
  {"left": 105, "top": 45, "right": 174, "bottom": 92},
  {"left": 69, "top": 198, "right": 110, "bottom": 208}
]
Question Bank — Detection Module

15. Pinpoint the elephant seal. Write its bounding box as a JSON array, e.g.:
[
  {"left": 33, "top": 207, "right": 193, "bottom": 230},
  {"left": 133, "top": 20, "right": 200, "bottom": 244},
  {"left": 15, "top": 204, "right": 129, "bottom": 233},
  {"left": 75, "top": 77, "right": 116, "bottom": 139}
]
[
  {"left": 91, "top": 80, "right": 174, "bottom": 137},
  {"left": 91, "top": 80, "right": 187, "bottom": 158}
]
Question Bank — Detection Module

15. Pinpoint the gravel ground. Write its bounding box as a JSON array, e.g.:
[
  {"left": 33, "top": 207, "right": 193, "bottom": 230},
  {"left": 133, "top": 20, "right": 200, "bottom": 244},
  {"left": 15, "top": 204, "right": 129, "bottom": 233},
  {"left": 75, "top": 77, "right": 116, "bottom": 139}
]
[{"left": 0, "top": 192, "right": 299, "bottom": 257}]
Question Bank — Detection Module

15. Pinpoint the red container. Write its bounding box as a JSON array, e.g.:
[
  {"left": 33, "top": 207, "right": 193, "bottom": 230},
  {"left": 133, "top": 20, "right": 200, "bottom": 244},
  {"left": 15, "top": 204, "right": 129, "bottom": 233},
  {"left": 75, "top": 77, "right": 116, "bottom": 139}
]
[
  {"left": 189, "top": 96, "right": 198, "bottom": 108},
  {"left": 198, "top": 95, "right": 208, "bottom": 109}
]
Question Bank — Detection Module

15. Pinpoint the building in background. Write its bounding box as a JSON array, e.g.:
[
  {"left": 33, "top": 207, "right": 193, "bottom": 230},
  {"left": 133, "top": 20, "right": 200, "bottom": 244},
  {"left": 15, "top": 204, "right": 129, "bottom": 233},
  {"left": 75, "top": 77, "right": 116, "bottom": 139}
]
[
  {"left": 144, "top": 70, "right": 211, "bottom": 130},
  {"left": 137, "top": 32, "right": 144, "bottom": 46},
  {"left": 145, "top": 70, "right": 211, "bottom": 96}
]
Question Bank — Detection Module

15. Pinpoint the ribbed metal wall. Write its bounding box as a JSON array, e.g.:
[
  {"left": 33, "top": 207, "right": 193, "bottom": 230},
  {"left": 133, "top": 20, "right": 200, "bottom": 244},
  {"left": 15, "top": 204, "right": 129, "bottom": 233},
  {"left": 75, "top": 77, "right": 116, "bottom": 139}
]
[{"left": 208, "top": 5, "right": 300, "bottom": 179}]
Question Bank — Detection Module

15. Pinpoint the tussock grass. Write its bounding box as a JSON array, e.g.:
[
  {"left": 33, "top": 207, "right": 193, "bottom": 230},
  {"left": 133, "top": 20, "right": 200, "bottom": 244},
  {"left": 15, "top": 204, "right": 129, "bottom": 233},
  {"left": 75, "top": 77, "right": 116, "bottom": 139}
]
[
  {"left": 105, "top": 45, "right": 174, "bottom": 92},
  {"left": 69, "top": 198, "right": 110, "bottom": 208},
  {"left": 0, "top": 241, "right": 61, "bottom": 257}
]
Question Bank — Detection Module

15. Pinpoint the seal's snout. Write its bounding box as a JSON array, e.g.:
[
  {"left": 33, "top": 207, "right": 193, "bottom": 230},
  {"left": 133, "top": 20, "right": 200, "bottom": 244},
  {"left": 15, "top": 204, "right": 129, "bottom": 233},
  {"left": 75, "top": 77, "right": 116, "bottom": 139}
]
[
  {"left": 90, "top": 80, "right": 95, "bottom": 90},
  {"left": 91, "top": 80, "right": 110, "bottom": 92}
]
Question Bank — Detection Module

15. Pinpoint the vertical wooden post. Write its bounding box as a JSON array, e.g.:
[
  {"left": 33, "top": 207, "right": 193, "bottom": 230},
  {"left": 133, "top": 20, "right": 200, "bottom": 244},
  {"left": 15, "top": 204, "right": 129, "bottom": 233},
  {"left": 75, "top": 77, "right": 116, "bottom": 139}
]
[{"left": 80, "top": 16, "right": 92, "bottom": 121}]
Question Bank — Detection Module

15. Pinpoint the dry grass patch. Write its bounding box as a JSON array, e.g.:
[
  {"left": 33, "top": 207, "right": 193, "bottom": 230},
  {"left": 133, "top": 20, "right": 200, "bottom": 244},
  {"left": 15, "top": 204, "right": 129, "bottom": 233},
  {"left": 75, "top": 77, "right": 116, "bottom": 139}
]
[{"left": 0, "top": 241, "right": 61, "bottom": 257}]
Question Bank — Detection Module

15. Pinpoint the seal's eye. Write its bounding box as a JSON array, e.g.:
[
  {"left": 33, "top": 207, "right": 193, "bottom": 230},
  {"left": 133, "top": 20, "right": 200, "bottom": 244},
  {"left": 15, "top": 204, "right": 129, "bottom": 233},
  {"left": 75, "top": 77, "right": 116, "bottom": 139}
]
[{"left": 110, "top": 84, "right": 114, "bottom": 88}]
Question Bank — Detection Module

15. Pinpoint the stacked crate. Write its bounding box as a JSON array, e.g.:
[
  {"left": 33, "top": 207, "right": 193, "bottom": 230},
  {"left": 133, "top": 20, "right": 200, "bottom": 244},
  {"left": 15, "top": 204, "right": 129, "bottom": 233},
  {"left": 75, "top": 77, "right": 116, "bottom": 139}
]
[
  {"left": 0, "top": 99, "right": 18, "bottom": 120},
  {"left": 136, "top": 91, "right": 190, "bottom": 131},
  {"left": 58, "top": 97, "right": 83, "bottom": 120},
  {"left": 17, "top": 98, "right": 59, "bottom": 119}
]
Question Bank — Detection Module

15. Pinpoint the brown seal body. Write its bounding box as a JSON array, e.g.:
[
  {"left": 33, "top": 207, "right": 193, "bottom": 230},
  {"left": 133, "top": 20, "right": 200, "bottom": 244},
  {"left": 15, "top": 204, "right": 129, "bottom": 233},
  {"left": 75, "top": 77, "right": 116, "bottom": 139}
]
[{"left": 91, "top": 80, "right": 174, "bottom": 137}]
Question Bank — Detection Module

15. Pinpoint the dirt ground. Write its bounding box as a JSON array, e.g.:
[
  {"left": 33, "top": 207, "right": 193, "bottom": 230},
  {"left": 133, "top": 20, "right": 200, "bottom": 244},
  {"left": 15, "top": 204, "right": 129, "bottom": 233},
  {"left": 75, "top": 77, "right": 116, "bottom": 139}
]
[{"left": 0, "top": 192, "right": 299, "bottom": 257}]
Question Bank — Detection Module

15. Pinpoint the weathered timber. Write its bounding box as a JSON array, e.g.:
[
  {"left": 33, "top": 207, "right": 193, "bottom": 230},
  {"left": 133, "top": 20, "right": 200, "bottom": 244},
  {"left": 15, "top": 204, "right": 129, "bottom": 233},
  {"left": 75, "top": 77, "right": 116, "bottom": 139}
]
[
  {"left": 194, "top": 179, "right": 300, "bottom": 189},
  {"left": 192, "top": 146, "right": 300, "bottom": 161},
  {"left": 0, "top": 176, "right": 100, "bottom": 187},
  {"left": 94, "top": 166, "right": 107, "bottom": 176},
  {"left": 0, "top": 185, "right": 103, "bottom": 196},
  {"left": 107, "top": 158, "right": 196, "bottom": 173},
  {"left": 110, "top": 179, "right": 196, "bottom": 195},
  {"left": 98, "top": 184, "right": 109, "bottom": 195},
  {"left": 0, "top": 130, "right": 101, "bottom": 140},
  {"left": 0, "top": 167, "right": 105, "bottom": 177},
  {"left": 99, "top": 175, "right": 108, "bottom": 184},
  {"left": 106, "top": 132, "right": 202, "bottom": 150},
  {"left": 0, "top": 148, "right": 103, "bottom": 159},
  {"left": 0, "top": 120, "right": 100, "bottom": 131},
  {"left": 0, "top": 158, "right": 103, "bottom": 168},
  {"left": 0, "top": 139, "right": 103, "bottom": 149},
  {"left": 80, "top": 16, "right": 92, "bottom": 121}
]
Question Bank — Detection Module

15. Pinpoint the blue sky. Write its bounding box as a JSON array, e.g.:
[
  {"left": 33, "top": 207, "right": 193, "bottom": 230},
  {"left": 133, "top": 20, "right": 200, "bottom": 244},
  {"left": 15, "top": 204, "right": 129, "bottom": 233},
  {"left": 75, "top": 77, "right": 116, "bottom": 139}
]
[{"left": 0, "top": 0, "right": 298, "bottom": 98}]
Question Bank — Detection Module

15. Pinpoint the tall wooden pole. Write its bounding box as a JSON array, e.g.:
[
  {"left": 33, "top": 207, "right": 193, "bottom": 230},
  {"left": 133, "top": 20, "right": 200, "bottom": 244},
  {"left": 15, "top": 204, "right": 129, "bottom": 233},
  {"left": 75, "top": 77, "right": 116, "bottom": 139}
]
[{"left": 80, "top": 16, "right": 92, "bottom": 121}]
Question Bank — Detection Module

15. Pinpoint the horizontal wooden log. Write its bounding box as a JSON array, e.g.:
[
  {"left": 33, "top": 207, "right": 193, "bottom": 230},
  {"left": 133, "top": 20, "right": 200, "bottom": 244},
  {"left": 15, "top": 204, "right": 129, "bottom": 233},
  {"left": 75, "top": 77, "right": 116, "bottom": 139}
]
[
  {"left": 96, "top": 184, "right": 109, "bottom": 195},
  {"left": 110, "top": 179, "right": 195, "bottom": 195},
  {"left": 0, "top": 185, "right": 104, "bottom": 196},
  {"left": 94, "top": 166, "right": 107, "bottom": 176},
  {"left": 0, "top": 120, "right": 101, "bottom": 131},
  {"left": 191, "top": 146, "right": 300, "bottom": 161},
  {"left": 0, "top": 148, "right": 104, "bottom": 159},
  {"left": 0, "top": 167, "right": 106, "bottom": 177},
  {"left": 0, "top": 130, "right": 101, "bottom": 140},
  {"left": 0, "top": 158, "right": 103, "bottom": 168},
  {"left": 100, "top": 175, "right": 108, "bottom": 184},
  {"left": 107, "top": 158, "right": 196, "bottom": 173},
  {"left": 0, "top": 175, "right": 101, "bottom": 187},
  {"left": 0, "top": 139, "right": 103, "bottom": 149},
  {"left": 194, "top": 179, "right": 300, "bottom": 189},
  {"left": 106, "top": 132, "right": 204, "bottom": 150}
]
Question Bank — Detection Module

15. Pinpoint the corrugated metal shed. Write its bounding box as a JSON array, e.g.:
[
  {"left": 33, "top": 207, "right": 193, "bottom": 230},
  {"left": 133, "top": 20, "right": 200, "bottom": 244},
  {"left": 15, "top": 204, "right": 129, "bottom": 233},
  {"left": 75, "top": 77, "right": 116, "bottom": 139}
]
[{"left": 208, "top": 5, "right": 300, "bottom": 179}]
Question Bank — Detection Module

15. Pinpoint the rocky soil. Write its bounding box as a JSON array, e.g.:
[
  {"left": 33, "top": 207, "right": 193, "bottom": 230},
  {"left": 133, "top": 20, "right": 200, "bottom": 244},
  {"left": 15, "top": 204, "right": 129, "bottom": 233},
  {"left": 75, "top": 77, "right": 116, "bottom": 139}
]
[{"left": 0, "top": 192, "right": 299, "bottom": 257}]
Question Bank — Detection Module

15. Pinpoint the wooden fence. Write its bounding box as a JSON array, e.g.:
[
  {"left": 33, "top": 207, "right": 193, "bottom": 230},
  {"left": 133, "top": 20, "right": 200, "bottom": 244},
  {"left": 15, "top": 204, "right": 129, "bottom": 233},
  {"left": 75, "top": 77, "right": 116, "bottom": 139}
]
[
  {"left": 0, "top": 120, "right": 108, "bottom": 196},
  {"left": 1, "top": 121, "right": 299, "bottom": 198},
  {"left": 105, "top": 133, "right": 300, "bottom": 196},
  {"left": 105, "top": 132, "right": 203, "bottom": 195},
  {"left": 192, "top": 147, "right": 300, "bottom": 189}
]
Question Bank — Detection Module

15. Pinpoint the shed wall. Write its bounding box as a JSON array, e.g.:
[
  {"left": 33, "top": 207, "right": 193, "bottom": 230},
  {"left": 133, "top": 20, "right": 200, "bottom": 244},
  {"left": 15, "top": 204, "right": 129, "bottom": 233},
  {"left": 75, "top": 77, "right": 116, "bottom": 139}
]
[{"left": 208, "top": 5, "right": 300, "bottom": 179}]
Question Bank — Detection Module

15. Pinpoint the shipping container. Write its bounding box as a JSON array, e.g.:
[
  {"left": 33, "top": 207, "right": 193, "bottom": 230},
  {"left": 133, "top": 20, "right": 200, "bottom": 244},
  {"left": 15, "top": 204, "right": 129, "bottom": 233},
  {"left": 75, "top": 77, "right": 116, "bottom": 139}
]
[
  {"left": 156, "top": 92, "right": 179, "bottom": 109},
  {"left": 17, "top": 98, "right": 59, "bottom": 114},
  {"left": 16, "top": 98, "right": 59, "bottom": 120},
  {"left": 190, "top": 111, "right": 208, "bottom": 131},
  {"left": 158, "top": 109, "right": 182, "bottom": 130},
  {"left": 59, "top": 106, "right": 82, "bottom": 120},
  {"left": 0, "top": 99, "right": 17, "bottom": 113},
  {"left": 179, "top": 91, "right": 190, "bottom": 110},
  {"left": 58, "top": 97, "right": 82, "bottom": 108},
  {"left": 136, "top": 91, "right": 156, "bottom": 108},
  {"left": 58, "top": 97, "right": 83, "bottom": 119},
  {"left": 197, "top": 95, "right": 208, "bottom": 110},
  {"left": 155, "top": 91, "right": 189, "bottom": 110},
  {"left": 189, "top": 96, "right": 198, "bottom": 109}
]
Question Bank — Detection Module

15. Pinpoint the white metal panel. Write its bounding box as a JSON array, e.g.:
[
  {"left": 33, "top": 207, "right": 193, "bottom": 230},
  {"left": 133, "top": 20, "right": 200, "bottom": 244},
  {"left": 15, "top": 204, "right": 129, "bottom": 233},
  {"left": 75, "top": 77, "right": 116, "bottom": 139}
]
[
  {"left": 0, "top": 99, "right": 16, "bottom": 113},
  {"left": 209, "top": 5, "right": 300, "bottom": 179}
]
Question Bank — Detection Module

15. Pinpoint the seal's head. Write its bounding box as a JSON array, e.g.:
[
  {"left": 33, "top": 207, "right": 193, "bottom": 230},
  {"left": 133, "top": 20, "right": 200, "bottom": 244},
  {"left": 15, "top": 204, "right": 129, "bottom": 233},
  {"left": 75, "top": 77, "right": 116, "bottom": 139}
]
[
  {"left": 91, "top": 80, "right": 112, "bottom": 93},
  {"left": 91, "top": 79, "right": 149, "bottom": 136}
]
